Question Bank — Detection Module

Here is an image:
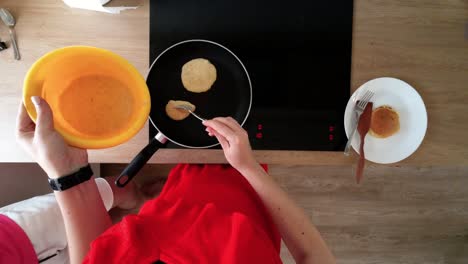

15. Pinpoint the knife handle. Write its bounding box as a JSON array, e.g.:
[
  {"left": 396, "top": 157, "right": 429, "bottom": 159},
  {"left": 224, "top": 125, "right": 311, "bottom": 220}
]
[
  {"left": 356, "top": 133, "right": 366, "bottom": 184},
  {"left": 9, "top": 27, "right": 20, "bottom": 60}
]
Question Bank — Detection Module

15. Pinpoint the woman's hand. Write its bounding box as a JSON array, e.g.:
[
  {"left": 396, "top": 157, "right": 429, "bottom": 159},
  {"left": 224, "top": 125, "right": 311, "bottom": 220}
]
[
  {"left": 16, "top": 96, "right": 88, "bottom": 179},
  {"left": 203, "top": 117, "right": 258, "bottom": 172}
]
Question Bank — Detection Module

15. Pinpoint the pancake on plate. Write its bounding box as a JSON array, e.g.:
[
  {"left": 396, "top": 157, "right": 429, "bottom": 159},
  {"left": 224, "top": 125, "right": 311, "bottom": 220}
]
[
  {"left": 181, "top": 58, "right": 217, "bottom": 93},
  {"left": 165, "top": 100, "right": 196, "bottom": 121},
  {"left": 369, "top": 105, "right": 400, "bottom": 138}
]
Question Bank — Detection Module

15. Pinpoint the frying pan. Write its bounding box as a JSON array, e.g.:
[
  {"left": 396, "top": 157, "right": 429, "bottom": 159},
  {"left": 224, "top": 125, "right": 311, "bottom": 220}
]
[{"left": 115, "top": 39, "right": 252, "bottom": 187}]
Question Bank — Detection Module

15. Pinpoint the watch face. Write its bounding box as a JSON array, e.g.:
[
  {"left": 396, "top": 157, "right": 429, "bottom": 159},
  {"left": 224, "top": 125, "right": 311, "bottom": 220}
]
[{"left": 48, "top": 178, "right": 60, "bottom": 191}]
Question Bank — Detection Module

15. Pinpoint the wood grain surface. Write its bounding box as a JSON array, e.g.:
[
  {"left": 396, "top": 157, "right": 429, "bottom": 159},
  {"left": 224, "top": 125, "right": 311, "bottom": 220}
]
[
  {"left": 102, "top": 164, "right": 468, "bottom": 263},
  {"left": 0, "top": 0, "right": 467, "bottom": 165},
  {"left": 272, "top": 165, "right": 468, "bottom": 264}
]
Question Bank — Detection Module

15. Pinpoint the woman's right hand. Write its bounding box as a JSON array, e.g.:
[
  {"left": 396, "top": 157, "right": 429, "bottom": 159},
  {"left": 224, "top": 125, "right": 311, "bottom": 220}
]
[{"left": 203, "top": 117, "right": 258, "bottom": 172}]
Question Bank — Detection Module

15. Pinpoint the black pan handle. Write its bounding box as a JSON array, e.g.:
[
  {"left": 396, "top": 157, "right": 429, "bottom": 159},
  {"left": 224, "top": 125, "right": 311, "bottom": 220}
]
[{"left": 115, "top": 133, "right": 167, "bottom": 188}]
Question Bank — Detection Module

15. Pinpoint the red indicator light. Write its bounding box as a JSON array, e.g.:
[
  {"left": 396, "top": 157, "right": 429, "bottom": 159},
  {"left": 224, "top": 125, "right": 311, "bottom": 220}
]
[
  {"left": 329, "top": 134, "right": 334, "bottom": 141},
  {"left": 256, "top": 132, "right": 263, "bottom": 139},
  {"left": 257, "top": 124, "right": 263, "bottom": 130},
  {"left": 329, "top": 126, "right": 335, "bottom": 132}
]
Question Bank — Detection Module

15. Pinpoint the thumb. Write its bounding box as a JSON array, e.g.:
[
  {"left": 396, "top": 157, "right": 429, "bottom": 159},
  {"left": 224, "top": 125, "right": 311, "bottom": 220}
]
[{"left": 31, "top": 96, "right": 54, "bottom": 134}]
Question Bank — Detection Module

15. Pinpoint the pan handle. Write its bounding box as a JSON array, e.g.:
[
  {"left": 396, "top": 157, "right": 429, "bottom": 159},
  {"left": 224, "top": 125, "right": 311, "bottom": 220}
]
[{"left": 115, "top": 133, "right": 168, "bottom": 188}]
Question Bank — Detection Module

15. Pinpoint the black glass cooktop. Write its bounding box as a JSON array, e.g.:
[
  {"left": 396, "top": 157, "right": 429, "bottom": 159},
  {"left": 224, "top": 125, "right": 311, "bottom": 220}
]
[{"left": 150, "top": 0, "right": 353, "bottom": 150}]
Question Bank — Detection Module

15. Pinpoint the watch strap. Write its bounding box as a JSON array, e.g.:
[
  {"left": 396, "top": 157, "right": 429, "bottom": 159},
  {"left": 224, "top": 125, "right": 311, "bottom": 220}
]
[{"left": 48, "top": 164, "right": 93, "bottom": 191}]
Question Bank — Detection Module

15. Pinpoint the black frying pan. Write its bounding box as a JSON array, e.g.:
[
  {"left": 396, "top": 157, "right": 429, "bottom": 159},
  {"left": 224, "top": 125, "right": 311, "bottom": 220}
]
[{"left": 115, "top": 39, "right": 252, "bottom": 187}]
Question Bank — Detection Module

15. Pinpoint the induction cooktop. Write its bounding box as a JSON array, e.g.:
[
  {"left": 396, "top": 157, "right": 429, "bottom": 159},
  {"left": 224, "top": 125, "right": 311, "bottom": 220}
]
[{"left": 149, "top": 0, "right": 353, "bottom": 150}]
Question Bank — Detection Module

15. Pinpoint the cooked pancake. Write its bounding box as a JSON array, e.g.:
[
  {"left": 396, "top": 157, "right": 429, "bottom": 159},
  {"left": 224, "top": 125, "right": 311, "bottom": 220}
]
[
  {"left": 369, "top": 105, "right": 400, "bottom": 138},
  {"left": 181, "top": 58, "right": 217, "bottom": 93},
  {"left": 165, "top": 100, "right": 196, "bottom": 121}
]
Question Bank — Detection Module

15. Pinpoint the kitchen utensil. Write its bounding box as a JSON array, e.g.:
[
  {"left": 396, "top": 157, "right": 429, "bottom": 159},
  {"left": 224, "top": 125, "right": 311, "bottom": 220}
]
[
  {"left": 174, "top": 104, "right": 206, "bottom": 122},
  {"left": 116, "top": 39, "right": 252, "bottom": 187},
  {"left": 344, "top": 90, "right": 374, "bottom": 155},
  {"left": 23, "top": 46, "right": 150, "bottom": 149},
  {"left": 356, "top": 102, "right": 373, "bottom": 183},
  {"left": 344, "top": 77, "right": 427, "bottom": 164},
  {"left": 0, "top": 8, "right": 20, "bottom": 60}
]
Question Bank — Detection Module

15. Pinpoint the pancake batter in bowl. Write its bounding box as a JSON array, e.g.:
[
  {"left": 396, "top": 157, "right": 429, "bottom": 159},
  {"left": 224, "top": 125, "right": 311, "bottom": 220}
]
[{"left": 58, "top": 75, "right": 134, "bottom": 137}]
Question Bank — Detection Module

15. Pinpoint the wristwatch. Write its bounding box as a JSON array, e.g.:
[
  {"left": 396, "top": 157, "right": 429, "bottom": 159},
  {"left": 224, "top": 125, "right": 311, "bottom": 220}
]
[{"left": 48, "top": 164, "right": 93, "bottom": 191}]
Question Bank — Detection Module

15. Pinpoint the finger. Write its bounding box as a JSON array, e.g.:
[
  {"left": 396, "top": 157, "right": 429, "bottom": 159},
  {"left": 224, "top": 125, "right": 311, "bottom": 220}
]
[
  {"left": 16, "top": 100, "right": 35, "bottom": 133},
  {"left": 205, "top": 125, "right": 230, "bottom": 148},
  {"left": 203, "top": 119, "right": 236, "bottom": 141},
  {"left": 214, "top": 117, "right": 244, "bottom": 132},
  {"left": 205, "top": 127, "right": 215, "bottom": 137},
  {"left": 31, "top": 96, "right": 55, "bottom": 135},
  {"left": 212, "top": 130, "right": 230, "bottom": 150},
  {"left": 16, "top": 101, "right": 35, "bottom": 149}
]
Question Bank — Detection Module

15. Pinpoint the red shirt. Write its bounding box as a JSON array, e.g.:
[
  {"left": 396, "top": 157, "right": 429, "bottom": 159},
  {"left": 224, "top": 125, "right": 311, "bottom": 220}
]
[{"left": 84, "top": 164, "right": 282, "bottom": 263}]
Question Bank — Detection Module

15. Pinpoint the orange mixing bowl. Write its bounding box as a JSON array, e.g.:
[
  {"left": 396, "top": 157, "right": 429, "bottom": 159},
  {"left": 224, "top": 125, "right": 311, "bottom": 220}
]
[{"left": 23, "top": 46, "right": 151, "bottom": 149}]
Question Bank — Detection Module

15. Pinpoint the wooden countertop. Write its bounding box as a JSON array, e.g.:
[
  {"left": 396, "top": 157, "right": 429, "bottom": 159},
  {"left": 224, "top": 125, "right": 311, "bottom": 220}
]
[{"left": 1, "top": 0, "right": 467, "bottom": 165}]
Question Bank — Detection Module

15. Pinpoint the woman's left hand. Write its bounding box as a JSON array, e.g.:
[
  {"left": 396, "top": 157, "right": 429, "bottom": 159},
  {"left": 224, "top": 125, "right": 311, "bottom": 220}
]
[{"left": 16, "top": 96, "right": 88, "bottom": 179}]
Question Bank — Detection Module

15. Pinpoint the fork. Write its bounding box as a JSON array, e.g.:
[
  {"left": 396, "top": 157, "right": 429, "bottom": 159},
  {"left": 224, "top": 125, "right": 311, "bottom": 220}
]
[
  {"left": 344, "top": 90, "right": 374, "bottom": 156},
  {"left": 174, "top": 104, "right": 206, "bottom": 122}
]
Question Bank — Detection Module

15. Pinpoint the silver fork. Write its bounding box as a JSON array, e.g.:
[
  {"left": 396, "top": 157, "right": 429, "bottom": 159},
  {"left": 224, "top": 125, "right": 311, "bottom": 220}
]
[
  {"left": 344, "top": 90, "right": 374, "bottom": 156},
  {"left": 174, "top": 104, "right": 206, "bottom": 122}
]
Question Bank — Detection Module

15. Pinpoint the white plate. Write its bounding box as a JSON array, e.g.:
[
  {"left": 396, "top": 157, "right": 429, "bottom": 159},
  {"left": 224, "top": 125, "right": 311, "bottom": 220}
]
[{"left": 344, "top": 77, "right": 427, "bottom": 164}]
